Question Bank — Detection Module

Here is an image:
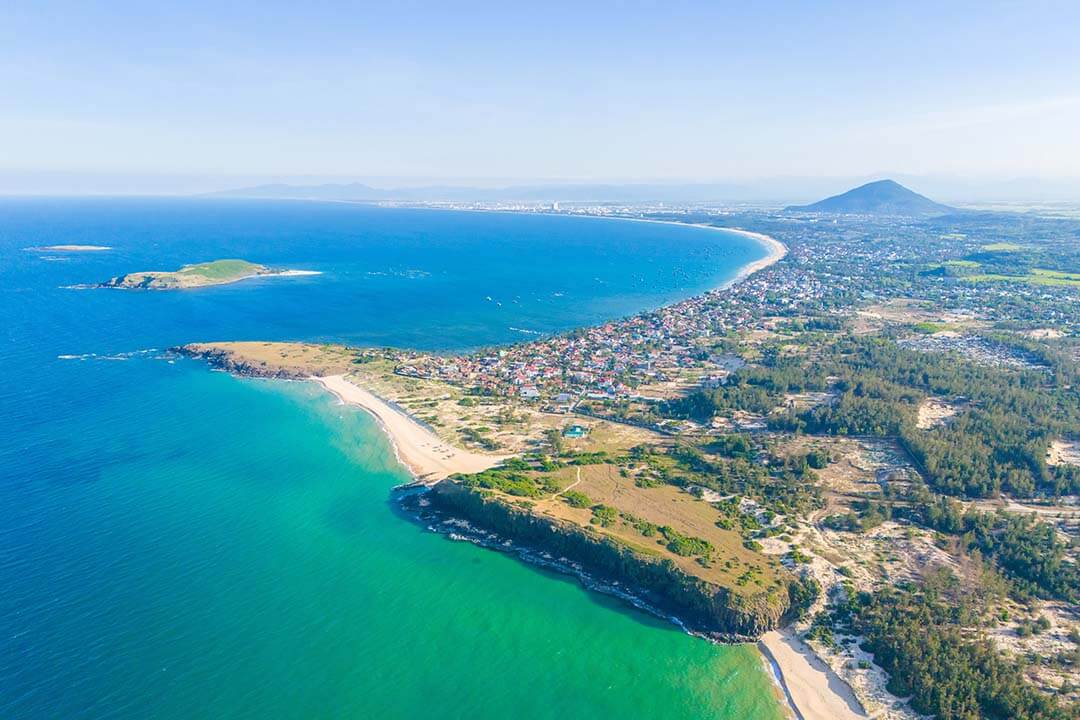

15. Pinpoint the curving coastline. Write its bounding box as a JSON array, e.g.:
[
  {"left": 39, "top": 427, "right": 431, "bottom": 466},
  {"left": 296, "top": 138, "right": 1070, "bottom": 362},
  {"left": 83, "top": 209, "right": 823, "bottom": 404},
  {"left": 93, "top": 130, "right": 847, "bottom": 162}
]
[
  {"left": 182, "top": 222, "right": 838, "bottom": 719},
  {"left": 520, "top": 213, "right": 788, "bottom": 293},
  {"left": 760, "top": 630, "right": 868, "bottom": 720},
  {"left": 312, "top": 374, "right": 507, "bottom": 481},
  {"left": 721, "top": 228, "right": 788, "bottom": 287}
]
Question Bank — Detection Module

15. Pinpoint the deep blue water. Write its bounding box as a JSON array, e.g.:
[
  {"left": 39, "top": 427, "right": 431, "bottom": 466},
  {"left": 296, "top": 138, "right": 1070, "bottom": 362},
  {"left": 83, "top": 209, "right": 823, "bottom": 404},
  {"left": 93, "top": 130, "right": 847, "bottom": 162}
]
[{"left": 0, "top": 198, "right": 776, "bottom": 720}]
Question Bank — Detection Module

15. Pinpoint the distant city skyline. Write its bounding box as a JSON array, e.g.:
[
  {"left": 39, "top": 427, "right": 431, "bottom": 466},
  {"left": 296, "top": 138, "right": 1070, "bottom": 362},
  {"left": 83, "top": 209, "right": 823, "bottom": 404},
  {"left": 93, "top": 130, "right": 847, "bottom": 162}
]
[{"left": 3, "top": 1, "right": 1079, "bottom": 194}]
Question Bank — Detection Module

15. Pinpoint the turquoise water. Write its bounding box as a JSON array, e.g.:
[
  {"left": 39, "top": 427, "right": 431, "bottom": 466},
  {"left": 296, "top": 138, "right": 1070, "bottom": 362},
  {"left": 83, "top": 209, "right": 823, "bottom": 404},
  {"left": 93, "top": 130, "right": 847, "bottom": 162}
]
[{"left": 0, "top": 199, "right": 783, "bottom": 719}]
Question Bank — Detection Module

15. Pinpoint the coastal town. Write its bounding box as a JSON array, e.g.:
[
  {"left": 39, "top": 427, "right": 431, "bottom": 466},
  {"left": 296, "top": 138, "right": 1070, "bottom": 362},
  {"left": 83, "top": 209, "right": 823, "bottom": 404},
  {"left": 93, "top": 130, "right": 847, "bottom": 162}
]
[{"left": 380, "top": 201, "right": 1076, "bottom": 423}]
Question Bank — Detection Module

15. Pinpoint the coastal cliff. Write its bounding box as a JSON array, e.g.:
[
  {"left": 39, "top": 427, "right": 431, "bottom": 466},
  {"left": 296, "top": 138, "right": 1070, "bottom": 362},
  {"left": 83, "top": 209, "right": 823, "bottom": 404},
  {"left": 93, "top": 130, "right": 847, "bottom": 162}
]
[
  {"left": 176, "top": 344, "right": 315, "bottom": 379},
  {"left": 175, "top": 342, "right": 359, "bottom": 379},
  {"left": 421, "top": 480, "right": 796, "bottom": 640}
]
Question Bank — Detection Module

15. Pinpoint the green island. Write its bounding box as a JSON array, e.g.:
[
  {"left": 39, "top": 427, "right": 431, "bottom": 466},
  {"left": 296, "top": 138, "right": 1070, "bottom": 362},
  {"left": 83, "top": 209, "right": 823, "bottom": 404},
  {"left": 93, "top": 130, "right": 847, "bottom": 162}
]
[{"left": 98, "top": 258, "right": 316, "bottom": 289}]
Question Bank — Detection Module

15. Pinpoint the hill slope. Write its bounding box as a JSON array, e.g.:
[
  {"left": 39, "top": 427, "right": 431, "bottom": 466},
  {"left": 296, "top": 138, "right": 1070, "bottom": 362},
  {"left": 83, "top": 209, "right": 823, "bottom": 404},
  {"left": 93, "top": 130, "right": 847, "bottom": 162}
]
[{"left": 786, "top": 179, "right": 954, "bottom": 216}]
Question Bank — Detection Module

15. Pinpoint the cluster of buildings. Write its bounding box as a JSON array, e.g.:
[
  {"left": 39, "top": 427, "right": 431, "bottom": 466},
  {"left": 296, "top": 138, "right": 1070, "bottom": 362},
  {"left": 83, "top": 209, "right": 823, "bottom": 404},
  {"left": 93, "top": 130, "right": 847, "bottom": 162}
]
[
  {"left": 387, "top": 204, "right": 1075, "bottom": 410},
  {"left": 394, "top": 257, "right": 825, "bottom": 406}
]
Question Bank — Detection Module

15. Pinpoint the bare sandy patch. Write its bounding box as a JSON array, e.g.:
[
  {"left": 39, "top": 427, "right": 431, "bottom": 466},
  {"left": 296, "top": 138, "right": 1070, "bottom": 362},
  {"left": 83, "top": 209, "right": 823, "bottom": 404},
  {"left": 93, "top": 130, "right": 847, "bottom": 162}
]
[
  {"left": 1047, "top": 439, "right": 1080, "bottom": 467},
  {"left": 916, "top": 396, "right": 967, "bottom": 429},
  {"left": 1025, "top": 328, "right": 1065, "bottom": 339}
]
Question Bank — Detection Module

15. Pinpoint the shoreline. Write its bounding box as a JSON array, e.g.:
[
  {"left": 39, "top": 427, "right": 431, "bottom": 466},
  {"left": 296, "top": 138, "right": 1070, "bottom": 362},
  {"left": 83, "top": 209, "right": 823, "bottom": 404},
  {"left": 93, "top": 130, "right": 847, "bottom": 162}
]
[
  {"left": 311, "top": 374, "right": 507, "bottom": 482},
  {"left": 203, "top": 198, "right": 789, "bottom": 294},
  {"left": 760, "top": 629, "right": 868, "bottom": 720},
  {"left": 511, "top": 212, "right": 789, "bottom": 291},
  {"left": 587, "top": 216, "right": 788, "bottom": 291},
  {"left": 308, "top": 220, "right": 824, "bottom": 718},
  {"left": 719, "top": 227, "right": 788, "bottom": 288},
  {"left": 465, "top": 210, "right": 790, "bottom": 293},
  {"left": 396, "top": 486, "right": 764, "bottom": 643},
  {"left": 379, "top": 204, "right": 792, "bottom": 293}
]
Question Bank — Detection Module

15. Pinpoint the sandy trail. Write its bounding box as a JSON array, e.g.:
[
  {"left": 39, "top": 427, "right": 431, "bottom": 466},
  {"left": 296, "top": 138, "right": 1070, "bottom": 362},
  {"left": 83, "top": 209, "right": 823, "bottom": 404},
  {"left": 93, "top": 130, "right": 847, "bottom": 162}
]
[{"left": 313, "top": 374, "right": 507, "bottom": 483}]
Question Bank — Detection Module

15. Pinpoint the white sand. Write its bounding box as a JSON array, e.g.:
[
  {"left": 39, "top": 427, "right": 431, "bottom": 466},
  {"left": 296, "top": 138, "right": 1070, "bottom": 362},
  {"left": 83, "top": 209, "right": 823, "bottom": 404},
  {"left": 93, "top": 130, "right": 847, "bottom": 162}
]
[
  {"left": 721, "top": 228, "right": 788, "bottom": 288},
  {"left": 760, "top": 629, "right": 868, "bottom": 720},
  {"left": 584, "top": 217, "right": 788, "bottom": 291},
  {"left": 312, "top": 374, "right": 507, "bottom": 482}
]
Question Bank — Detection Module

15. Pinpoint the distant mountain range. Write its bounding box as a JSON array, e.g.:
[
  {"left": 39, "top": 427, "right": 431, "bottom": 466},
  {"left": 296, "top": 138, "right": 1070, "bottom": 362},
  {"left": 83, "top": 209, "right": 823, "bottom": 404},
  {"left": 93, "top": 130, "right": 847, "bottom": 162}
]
[
  {"left": 193, "top": 177, "right": 1080, "bottom": 209},
  {"left": 785, "top": 179, "right": 955, "bottom": 216},
  {"left": 201, "top": 182, "right": 751, "bottom": 204}
]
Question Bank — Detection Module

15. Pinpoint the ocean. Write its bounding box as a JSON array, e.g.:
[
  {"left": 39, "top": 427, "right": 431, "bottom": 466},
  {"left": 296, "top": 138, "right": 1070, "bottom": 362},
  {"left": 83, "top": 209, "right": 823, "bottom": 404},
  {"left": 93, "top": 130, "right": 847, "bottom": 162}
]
[{"left": 0, "top": 198, "right": 784, "bottom": 719}]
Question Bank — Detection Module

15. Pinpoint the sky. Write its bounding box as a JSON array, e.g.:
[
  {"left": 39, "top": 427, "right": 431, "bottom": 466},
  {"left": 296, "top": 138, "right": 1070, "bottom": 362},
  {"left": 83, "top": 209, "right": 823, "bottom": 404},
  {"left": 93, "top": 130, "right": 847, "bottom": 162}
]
[{"left": 2, "top": 1, "right": 1080, "bottom": 194}]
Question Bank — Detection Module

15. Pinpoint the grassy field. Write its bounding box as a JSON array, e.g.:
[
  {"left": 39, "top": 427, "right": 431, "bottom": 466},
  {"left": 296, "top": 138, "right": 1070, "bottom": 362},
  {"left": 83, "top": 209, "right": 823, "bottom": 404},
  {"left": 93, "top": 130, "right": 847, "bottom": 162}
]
[
  {"left": 176, "top": 259, "right": 265, "bottom": 279},
  {"left": 965, "top": 267, "right": 1080, "bottom": 287},
  {"left": 1029, "top": 268, "right": 1080, "bottom": 286},
  {"left": 184, "top": 341, "right": 361, "bottom": 375},
  {"left": 911, "top": 321, "right": 963, "bottom": 334},
  {"left": 489, "top": 462, "right": 786, "bottom": 595},
  {"left": 979, "top": 241, "right": 1025, "bottom": 252}
]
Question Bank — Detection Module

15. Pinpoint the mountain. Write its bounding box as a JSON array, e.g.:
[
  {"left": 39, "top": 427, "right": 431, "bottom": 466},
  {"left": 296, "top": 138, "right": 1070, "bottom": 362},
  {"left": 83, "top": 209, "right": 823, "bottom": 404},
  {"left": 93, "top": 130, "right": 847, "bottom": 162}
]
[
  {"left": 200, "top": 182, "right": 750, "bottom": 204},
  {"left": 785, "top": 179, "right": 955, "bottom": 216}
]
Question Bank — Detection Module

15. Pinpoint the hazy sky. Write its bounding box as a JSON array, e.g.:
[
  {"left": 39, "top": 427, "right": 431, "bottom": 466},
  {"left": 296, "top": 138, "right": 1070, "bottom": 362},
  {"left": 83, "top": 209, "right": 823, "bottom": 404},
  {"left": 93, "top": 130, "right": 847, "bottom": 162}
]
[{"left": 3, "top": 1, "right": 1080, "bottom": 189}]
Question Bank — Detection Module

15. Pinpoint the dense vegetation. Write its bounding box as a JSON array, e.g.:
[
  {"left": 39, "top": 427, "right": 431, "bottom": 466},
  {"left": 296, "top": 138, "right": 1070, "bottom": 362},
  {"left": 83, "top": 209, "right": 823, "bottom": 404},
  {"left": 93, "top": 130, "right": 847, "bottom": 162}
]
[
  {"left": 826, "top": 574, "right": 1077, "bottom": 720},
  {"left": 664, "top": 335, "right": 1079, "bottom": 499},
  {"left": 914, "top": 492, "right": 1079, "bottom": 602},
  {"left": 630, "top": 441, "right": 823, "bottom": 517},
  {"left": 820, "top": 480, "right": 1078, "bottom": 603}
]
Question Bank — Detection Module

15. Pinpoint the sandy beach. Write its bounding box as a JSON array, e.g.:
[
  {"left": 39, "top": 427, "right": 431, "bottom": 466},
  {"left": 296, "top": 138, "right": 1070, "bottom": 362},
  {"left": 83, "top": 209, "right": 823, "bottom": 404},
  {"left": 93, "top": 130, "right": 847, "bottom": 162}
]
[
  {"left": 537, "top": 213, "right": 788, "bottom": 291},
  {"left": 312, "top": 374, "right": 508, "bottom": 482},
  {"left": 634, "top": 219, "right": 788, "bottom": 288},
  {"left": 760, "top": 629, "right": 868, "bottom": 720},
  {"left": 720, "top": 227, "right": 788, "bottom": 286}
]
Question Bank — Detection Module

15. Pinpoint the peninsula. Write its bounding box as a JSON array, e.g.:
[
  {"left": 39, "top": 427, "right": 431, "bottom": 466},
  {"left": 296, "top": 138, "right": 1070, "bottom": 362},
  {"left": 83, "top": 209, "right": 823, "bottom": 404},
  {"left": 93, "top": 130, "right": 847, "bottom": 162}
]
[
  {"left": 98, "top": 258, "right": 319, "bottom": 290},
  {"left": 176, "top": 336, "right": 815, "bottom": 641}
]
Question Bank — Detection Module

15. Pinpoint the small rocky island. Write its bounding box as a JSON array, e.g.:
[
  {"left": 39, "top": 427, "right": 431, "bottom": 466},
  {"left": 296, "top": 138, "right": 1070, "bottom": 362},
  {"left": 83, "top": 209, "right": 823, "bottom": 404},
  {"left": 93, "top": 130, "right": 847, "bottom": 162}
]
[
  {"left": 34, "top": 244, "right": 113, "bottom": 252},
  {"left": 98, "top": 259, "right": 317, "bottom": 290}
]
